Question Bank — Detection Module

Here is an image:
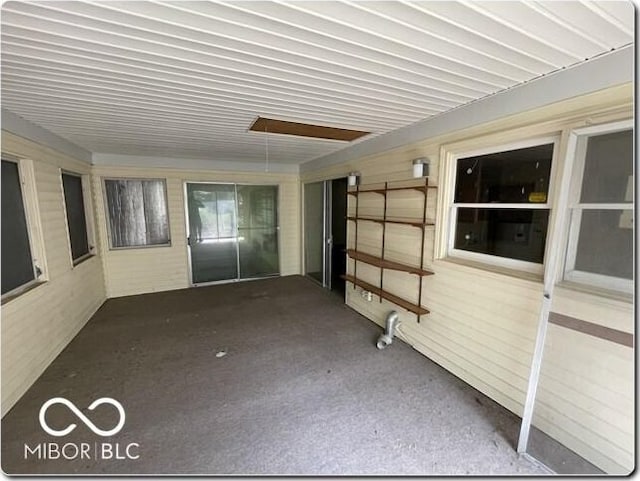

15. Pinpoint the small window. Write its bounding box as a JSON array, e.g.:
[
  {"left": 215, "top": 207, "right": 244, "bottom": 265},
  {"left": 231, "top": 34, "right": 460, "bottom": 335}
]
[
  {"left": 1, "top": 159, "right": 41, "bottom": 296},
  {"left": 62, "top": 172, "right": 92, "bottom": 263},
  {"left": 564, "top": 125, "right": 633, "bottom": 293},
  {"left": 449, "top": 140, "right": 555, "bottom": 272},
  {"left": 104, "top": 178, "right": 170, "bottom": 249}
]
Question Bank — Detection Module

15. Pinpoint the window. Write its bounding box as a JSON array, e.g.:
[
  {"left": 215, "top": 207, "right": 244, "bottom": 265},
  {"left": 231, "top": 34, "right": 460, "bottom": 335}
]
[
  {"left": 1, "top": 159, "right": 43, "bottom": 296},
  {"left": 62, "top": 172, "right": 92, "bottom": 263},
  {"left": 564, "top": 123, "right": 633, "bottom": 293},
  {"left": 448, "top": 139, "right": 556, "bottom": 272},
  {"left": 104, "top": 178, "right": 170, "bottom": 248}
]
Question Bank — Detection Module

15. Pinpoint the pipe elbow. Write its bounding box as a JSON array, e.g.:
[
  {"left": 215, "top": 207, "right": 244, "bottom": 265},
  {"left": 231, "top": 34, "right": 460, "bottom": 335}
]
[
  {"left": 376, "top": 334, "right": 393, "bottom": 349},
  {"left": 376, "top": 310, "right": 399, "bottom": 350}
]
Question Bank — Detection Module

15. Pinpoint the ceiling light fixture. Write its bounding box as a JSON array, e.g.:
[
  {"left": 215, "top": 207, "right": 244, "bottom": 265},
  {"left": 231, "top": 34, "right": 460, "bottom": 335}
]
[
  {"left": 412, "top": 158, "right": 430, "bottom": 178},
  {"left": 348, "top": 171, "right": 361, "bottom": 186}
]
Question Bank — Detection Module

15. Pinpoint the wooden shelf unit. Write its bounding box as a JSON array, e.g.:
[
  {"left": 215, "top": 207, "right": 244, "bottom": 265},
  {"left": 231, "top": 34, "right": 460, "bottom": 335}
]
[{"left": 345, "top": 178, "right": 435, "bottom": 321}]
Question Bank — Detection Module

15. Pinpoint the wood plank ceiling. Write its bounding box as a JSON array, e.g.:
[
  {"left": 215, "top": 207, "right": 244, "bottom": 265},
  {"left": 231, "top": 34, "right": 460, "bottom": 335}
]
[{"left": 1, "top": 1, "right": 634, "bottom": 166}]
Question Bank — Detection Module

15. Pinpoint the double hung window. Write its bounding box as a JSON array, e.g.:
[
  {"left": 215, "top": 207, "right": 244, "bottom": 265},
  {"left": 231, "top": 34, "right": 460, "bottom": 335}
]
[
  {"left": 61, "top": 172, "right": 92, "bottom": 263},
  {"left": 2, "top": 159, "right": 44, "bottom": 297},
  {"left": 563, "top": 122, "right": 633, "bottom": 293},
  {"left": 449, "top": 139, "right": 556, "bottom": 273}
]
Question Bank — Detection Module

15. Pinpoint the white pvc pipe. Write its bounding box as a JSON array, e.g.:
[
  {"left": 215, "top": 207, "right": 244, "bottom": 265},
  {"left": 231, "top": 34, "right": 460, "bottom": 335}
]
[{"left": 377, "top": 311, "right": 399, "bottom": 349}]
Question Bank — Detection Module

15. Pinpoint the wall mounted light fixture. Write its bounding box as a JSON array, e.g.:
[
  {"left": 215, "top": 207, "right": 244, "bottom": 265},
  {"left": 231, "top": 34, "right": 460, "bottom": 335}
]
[
  {"left": 412, "top": 158, "right": 430, "bottom": 178},
  {"left": 348, "top": 171, "right": 361, "bottom": 186}
]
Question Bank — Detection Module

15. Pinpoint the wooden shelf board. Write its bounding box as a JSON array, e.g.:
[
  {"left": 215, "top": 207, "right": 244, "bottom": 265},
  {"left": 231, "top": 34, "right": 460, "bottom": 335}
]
[
  {"left": 347, "top": 189, "right": 385, "bottom": 196},
  {"left": 347, "top": 249, "right": 434, "bottom": 276},
  {"left": 342, "top": 274, "right": 429, "bottom": 315},
  {"left": 347, "top": 185, "right": 437, "bottom": 196},
  {"left": 386, "top": 218, "right": 435, "bottom": 227},
  {"left": 347, "top": 216, "right": 434, "bottom": 227},
  {"left": 347, "top": 215, "right": 384, "bottom": 224}
]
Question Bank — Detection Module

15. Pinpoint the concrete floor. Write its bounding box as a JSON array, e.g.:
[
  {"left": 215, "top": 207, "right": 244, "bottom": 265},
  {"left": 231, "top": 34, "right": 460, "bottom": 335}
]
[{"left": 2, "top": 276, "right": 549, "bottom": 475}]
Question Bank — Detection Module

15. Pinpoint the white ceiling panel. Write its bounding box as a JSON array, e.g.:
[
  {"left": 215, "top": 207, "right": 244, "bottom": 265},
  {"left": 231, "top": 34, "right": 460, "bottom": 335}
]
[{"left": 1, "top": 0, "right": 633, "bottom": 166}]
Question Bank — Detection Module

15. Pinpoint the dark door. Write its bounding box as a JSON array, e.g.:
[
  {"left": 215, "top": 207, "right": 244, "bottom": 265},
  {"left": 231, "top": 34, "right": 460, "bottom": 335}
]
[{"left": 330, "top": 177, "right": 347, "bottom": 296}]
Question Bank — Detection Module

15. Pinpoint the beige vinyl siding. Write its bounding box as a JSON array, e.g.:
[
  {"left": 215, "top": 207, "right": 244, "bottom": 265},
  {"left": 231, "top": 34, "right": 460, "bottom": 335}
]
[
  {"left": 92, "top": 166, "right": 301, "bottom": 298},
  {"left": 1, "top": 131, "right": 106, "bottom": 416},
  {"left": 302, "top": 83, "right": 633, "bottom": 473},
  {"left": 533, "top": 287, "right": 634, "bottom": 474}
]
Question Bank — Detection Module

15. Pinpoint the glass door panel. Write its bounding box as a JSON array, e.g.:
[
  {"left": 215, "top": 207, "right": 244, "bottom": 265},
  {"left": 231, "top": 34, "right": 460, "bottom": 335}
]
[
  {"left": 186, "top": 183, "right": 238, "bottom": 283},
  {"left": 237, "top": 185, "right": 279, "bottom": 279},
  {"left": 304, "top": 181, "right": 325, "bottom": 284}
]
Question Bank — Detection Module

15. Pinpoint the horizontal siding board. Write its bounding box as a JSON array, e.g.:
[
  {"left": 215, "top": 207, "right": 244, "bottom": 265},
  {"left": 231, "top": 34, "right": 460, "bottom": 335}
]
[
  {"left": 537, "top": 376, "right": 633, "bottom": 436},
  {"left": 533, "top": 401, "right": 633, "bottom": 474},
  {"left": 543, "top": 326, "right": 634, "bottom": 378},
  {"left": 552, "top": 286, "right": 633, "bottom": 333}
]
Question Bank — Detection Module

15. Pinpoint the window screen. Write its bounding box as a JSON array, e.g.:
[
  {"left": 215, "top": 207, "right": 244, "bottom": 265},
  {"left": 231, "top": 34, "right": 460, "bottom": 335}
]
[
  {"left": 104, "top": 179, "right": 170, "bottom": 248},
  {"left": 62, "top": 172, "right": 90, "bottom": 261},
  {"left": 567, "top": 128, "right": 633, "bottom": 285},
  {"left": 2, "top": 160, "right": 36, "bottom": 294}
]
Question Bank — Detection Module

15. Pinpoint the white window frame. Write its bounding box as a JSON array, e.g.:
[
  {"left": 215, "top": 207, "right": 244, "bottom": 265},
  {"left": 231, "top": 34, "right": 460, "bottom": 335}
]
[
  {"left": 562, "top": 119, "right": 633, "bottom": 294},
  {"left": 1, "top": 155, "right": 47, "bottom": 301},
  {"left": 60, "top": 169, "right": 96, "bottom": 266},
  {"left": 445, "top": 135, "right": 561, "bottom": 275}
]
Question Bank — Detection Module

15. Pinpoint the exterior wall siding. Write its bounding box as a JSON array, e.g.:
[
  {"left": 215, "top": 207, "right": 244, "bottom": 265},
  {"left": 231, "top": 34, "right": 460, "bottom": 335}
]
[
  {"left": 91, "top": 166, "right": 301, "bottom": 298},
  {"left": 301, "top": 84, "right": 634, "bottom": 473},
  {"left": 533, "top": 287, "right": 634, "bottom": 474},
  {"left": 1, "top": 132, "right": 106, "bottom": 416}
]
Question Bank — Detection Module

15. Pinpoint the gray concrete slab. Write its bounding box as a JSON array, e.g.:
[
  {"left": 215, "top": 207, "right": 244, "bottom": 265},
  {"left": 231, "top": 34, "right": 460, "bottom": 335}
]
[{"left": 2, "top": 276, "right": 549, "bottom": 475}]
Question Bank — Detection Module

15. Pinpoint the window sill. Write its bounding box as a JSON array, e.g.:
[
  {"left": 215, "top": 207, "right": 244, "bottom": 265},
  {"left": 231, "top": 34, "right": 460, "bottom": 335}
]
[
  {"left": 108, "top": 242, "right": 172, "bottom": 251},
  {"left": 72, "top": 252, "right": 96, "bottom": 267},
  {"left": 555, "top": 280, "right": 633, "bottom": 304},
  {"left": 1, "top": 279, "right": 47, "bottom": 305},
  {"left": 440, "top": 256, "right": 543, "bottom": 284}
]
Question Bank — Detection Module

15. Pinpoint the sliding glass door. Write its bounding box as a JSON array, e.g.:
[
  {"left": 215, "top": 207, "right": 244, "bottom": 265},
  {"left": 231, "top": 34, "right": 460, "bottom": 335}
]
[
  {"left": 304, "top": 181, "right": 325, "bottom": 284},
  {"left": 186, "top": 182, "right": 279, "bottom": 284},
  {"left": 237, "top": 185, "right": 279, "bottom": 279},
  {"left": 304, "top": 178, "right": 347, "bottom": 292}
]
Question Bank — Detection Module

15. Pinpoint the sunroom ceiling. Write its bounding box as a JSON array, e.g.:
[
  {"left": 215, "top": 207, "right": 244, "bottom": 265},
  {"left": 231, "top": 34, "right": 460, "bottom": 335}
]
[{"left": 0, "top": 1, "right": 634, "bottom": 166}]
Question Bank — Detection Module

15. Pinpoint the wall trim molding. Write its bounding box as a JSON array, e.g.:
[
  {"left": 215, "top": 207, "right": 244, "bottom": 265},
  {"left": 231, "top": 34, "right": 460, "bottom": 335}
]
[
  {"left": 548, "top": 312, "right": 633, "bottom": 348},
  {"left": 92, "top": 153, "right": 300, "bottom": 174},
  {"left": 1, "top": 109, "right": 92, "bottom": 163},
  {"left": 300, "top": 45, "right": 633, "bottom": 173}
]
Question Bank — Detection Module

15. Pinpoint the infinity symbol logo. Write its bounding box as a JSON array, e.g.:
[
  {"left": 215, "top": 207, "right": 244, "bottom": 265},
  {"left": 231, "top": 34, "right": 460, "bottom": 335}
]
[{"left": 39, "top": 397, "right": 126, "bottom": 437}]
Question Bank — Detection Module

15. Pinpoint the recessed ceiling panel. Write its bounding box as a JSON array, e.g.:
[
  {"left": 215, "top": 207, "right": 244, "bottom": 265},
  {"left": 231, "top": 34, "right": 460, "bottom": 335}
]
[{"left": 249, "top": 117, "right": 370, "bottom": 141}]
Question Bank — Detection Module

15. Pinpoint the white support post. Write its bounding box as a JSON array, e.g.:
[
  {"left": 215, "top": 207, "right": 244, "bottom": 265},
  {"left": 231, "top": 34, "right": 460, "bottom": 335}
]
[
  {"left": 517, "top": 131, "right": 576, "bottom": 454},
  {"left": 517, "top": 291, "right": 553, "bottom": 453}
]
